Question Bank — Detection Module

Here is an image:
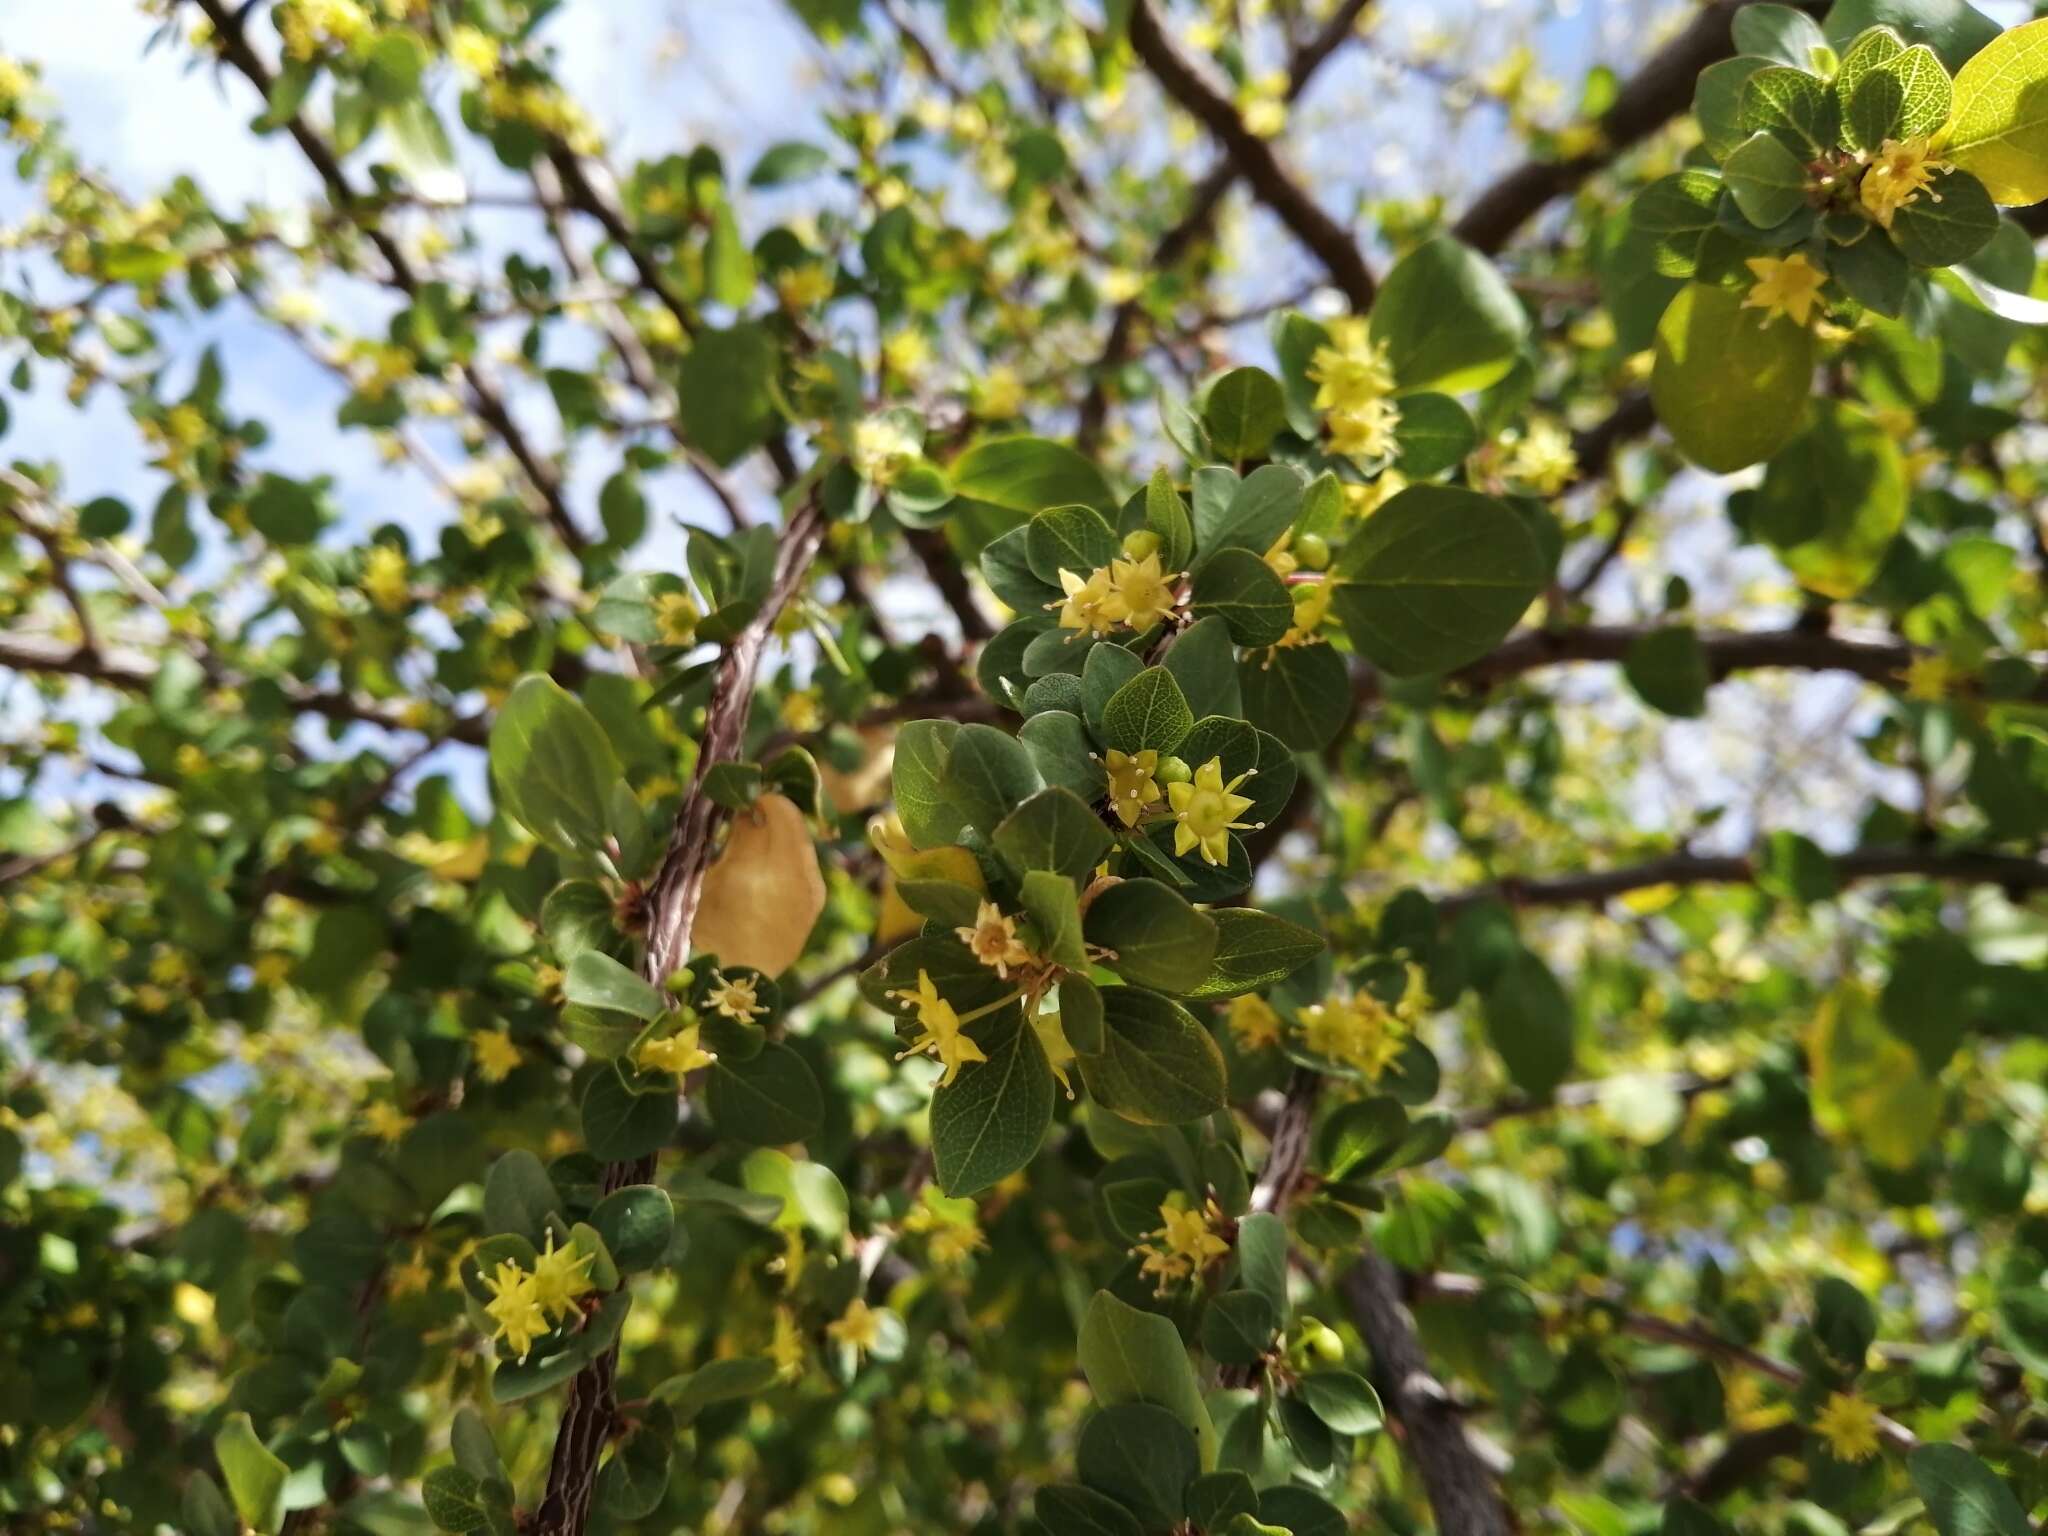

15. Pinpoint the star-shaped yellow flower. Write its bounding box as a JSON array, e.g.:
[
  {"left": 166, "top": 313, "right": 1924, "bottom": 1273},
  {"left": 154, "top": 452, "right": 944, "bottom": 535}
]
[
  {"left": 636, "top": 1022, "right": 716, "bottom": 1077},
  {"left": 705, "top": 972, "right": 767, "bottom": 1023},
  {"left": 1742, "top": 253, "right": 1826, "bottom": 328},
  {"left": 1813, "top": 1391, "right": 1881, "bottom": 1463},
  {"left": 827, "top": 1296, "right": 890, "bottom": 1357},
  {"left": 1048, "top": 566, "right": 1121, "bottom": 638},
  {"left": 471, "top": 1029, "right": 522, "bottom": 1084},
  {"left": 1103, "top": 748, "right": 1163, "bottom": 828},
  {"left": 1166, "top": 756, "right": 1259, "bottom": 866},
  {"left": 1327, "top": 397, "right": 1402, "bottom": 460},
  {"left": 955, "top": 901, "right": 1035, "bottom": 979},
  {"left": 1105, "top": 551, "right": 1180, "bottom": 633},
  {"left": 528, "top": 1231, "right": 596, "bottom": 1321},
  {"left": 1859, "top": 136, "right": 1942, "bottom": 228},
  {"left": 888, "top": 969, "right": 989, "bottom": 1087},
  {"left": 1226, "top": 993, "right": 1283, "bottom": 1051},
  {"left": 481, "top": 1260, "right": 549, "bottom": 1362},
  {"left": 1134, "top": 1197, "right": 1232, "bottom": 1293},
  {"left": 363, "top": 1100, "right": 409, "bottom": 1144}
]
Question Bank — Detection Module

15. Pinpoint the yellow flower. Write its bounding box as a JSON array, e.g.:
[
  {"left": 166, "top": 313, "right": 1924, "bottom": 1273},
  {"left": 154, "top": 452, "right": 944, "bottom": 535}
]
[
  {"left": 1860, "top": 136, "right": 1942, "bottom": 228},
  {"left": 1813, "top": 1391, "right": 1881, "bottom": 1463},
  {"left": 636, "top": 1022, "right": 716, "bottom": 1077},
  {"left": 955, "top": 902, "right": 1035, "bottom": 979},
  {"left": 1226, "top": 994, "right": 1283, "bottom": 1051},
  {"left": 1103, "top": 748, "right": 1163, "bottom": 828},
  {"left": 481, "top": 1260, "right": 549, "bottom": 1362},
  {"left": 827, "top": 1297, "right": 889, "bottom": 1357},
  {"left": 653, "top": 590, "right": 699, "bottom": 646},
  {"left": 776, "top": 264, "right": 835, "bottom": 309},
  {"left": 1742, "top": 253, "right": 1827, "bottom": 328},
  {"left": 1134, "top": 1197, "right": 1232, "bottom": 1293},
  {"left": 1327, "top": 397, "right": 1403, "bottom": 460},
  {"left": 1275, "top": 579, "right": 1334, "bottom": 649},
  {"left": 388, "top": 1253, "right": 435, "bottom": 1299},
  {"left": 779, "top": 688, "right": 823, "bottom": 733},
  {"left": 362, "top": 544, "right": 409, "bottom": 612},
  {"left": 1031, "top": 1009, "right": 1077, "bottom": 1098},
  {"left": 1106, "top": 552, "right": 1181, "bottom": 632},
  {"left": 705, "top": 972, "right": 767, "bottom": 1023},
  {"left": 1307, "top": 318, "right": 1395, "bottom": 413},
  {"left": 770, "top": 1305, "right": 806, "bottom": 1379},
  {"left": 528, "top": 1232, "right": 596, "bottom": 1320},
  {"left": 928, "top": 1221, "right": 987, "bottom": 1267},
  {"left": 1502, "top": 416, "right": 1579, "bottom": 494},
  {"left": 850, "top": 415, "right": 919, "bottom": 486},
  {"left": 446, "top": 24, "right": 498, "bottom": 77},
  {"left": 889, "top": 969, "right": 989, "bottom": 1087},
  {"left": 977, "top": 366, "right": 1025, "bottom": 419},
  {"left": 363, "top": 1101, "right": 409, "bottom": 1144},
  {"left": 1297, "top": 966, "right": 1427, "bottom": 1080},
  {"left": 1048, "top": 565, "right": 1121, "bottom": 638},
  {"left": 471, "top": 1030, "right": 522, "bottom": 1084},
  {"left": 1166, "top": 757, "right": 1260, "bottom": 866},
  {"left": 1901, "top": 653, "right": 1956, "bottom": 701}
]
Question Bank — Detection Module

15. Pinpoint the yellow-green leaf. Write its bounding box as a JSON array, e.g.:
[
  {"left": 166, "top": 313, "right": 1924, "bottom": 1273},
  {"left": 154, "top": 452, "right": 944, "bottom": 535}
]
[
  {"left": 1650, "top": 283, "right": 1814, "bottom": 472},
  {"left": 1943, "top": 17, "right": 2048, "bottom": 205}
]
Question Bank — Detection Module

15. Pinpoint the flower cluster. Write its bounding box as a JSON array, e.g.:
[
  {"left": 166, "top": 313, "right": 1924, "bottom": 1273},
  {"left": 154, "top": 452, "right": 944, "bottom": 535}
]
[
  {"left": 479, "top": 1233, "right": 596, "bottom": 1362},
  {"left": 1308, "top": 318, "right": 1400, "bottom": 462},
  {"left": 1134, "top": 1196, "right": 1232, "bottom": 1293},
  {"left": 1859, "top": 136, "right": 1943, "bottom": 228},
  {"left": 1297, "top": 965, "right": 1429, "bottom": 1081},
  {"left": 1048, "top": 552, "right": 1182, "bottom": 639}
]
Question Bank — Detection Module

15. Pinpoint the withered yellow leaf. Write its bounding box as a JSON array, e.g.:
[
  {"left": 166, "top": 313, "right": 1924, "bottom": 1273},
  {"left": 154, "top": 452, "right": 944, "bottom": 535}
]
[{"left": 693, "top": 792, "right": 826, "bottom": 977}]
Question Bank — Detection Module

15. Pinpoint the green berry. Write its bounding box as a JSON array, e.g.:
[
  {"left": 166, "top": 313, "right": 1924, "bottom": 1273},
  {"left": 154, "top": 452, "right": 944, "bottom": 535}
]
[
  {"left": 1295, "top": 532, "right": 1331, "bottom": 570},
  {"left": 1121, "top": 529, "right": 1161, "bottom": 560},
  {"left": 1157, "top": 755, "right": 1192, "bottom": 785}
]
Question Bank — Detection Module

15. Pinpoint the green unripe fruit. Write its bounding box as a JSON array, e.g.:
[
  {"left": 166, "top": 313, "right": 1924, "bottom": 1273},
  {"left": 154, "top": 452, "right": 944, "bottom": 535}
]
[
  {"left": 1294, "top": 532, "right": 1331, "bottom": 570},
  {"left": 665, "top": 967, "right": 696, "bottom": 994},
  {"left": 1297, "top": 1319, "right": 1344, "bottom": 1362},
  {"left": 1121, "top": 529, "right": 1161, "bottom": 560},
  {"left": 1157, "top": 755, "right": 1192, "bottom": 785}
]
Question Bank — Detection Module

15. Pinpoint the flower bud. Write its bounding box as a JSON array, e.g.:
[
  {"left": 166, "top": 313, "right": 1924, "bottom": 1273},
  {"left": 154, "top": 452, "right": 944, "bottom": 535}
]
[
  {"left": 664, "top": 967, "right": 696, "bottom": 994},
  {"left": 1294, "top": 532, "right": 1331, "bottom": 570},
  {"left": 1156, "top": 755, "right": 1192, "bottom": 785},
  {"left": 1120, "top": 529, "right": 1161, "bottom": 561}
]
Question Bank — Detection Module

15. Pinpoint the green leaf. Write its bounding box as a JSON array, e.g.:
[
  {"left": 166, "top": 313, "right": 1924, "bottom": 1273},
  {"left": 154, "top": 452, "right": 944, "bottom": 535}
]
[
  {"left": 1316, "top": 1095, "right": 1409, "bottom": 1178},
  {"left": 1078, "top": 1403, "right": 1199, "bottom": 1528},
  {"left": 1940, "top": 16, "right": 2048, "bottom": 204},
  {"left": 1696, "top": 60, "right": 1771, "bottom": 161},
  {"left": 1171, "top": 908, "right": 1323, "bottom": 999},
  {"left": 1813, "top": 1274, "right": 1877, "bottom": 1367},
  {"left": 946, "top": 723, "right": 1044, "bottom": 834},
  {"left": 1627, "top": 171, "right": 1725, "bottom": 277},
  {"left": 1723, "top": 131, "right": 1810, "bottom": 228},
  {"left": 1162, "top": 616, "right": 1243, "bottom": 720},
  {"left": 931, "top": 1004, "right": 1055, "bottom": 1196},
  {"left": 1203, "top": 367, "right": 1287, "bottom": 459},
  {"left": 1830, "top": 225, "right": 1913, "bottom": 315},
  {"left": 1197, "top": 463, "right": 1304, "bottom": 562},
  {"left": 381, "top": 99, "right": 463, "bottom": 201},
  {"left": 993, "top": 786, "right": 1113, "bottom": 880},
  {"left": 950, "top": 435, "right": 1115, "bottom": 514},
  {"left": 1650, "top": 283, "right": 1814, "bottom": 472},
  {"left": 181, "top": 1474, "right": 239, "bottom": 1536},
  {"left": 582, "top": 1064, "right": 681, "bottom": 1162},
  {"left": 1021, "top": 868, "right": 1089, "bottom": 970},
  {"left": 1076, "top": 1290, "right": 1218, "bottom": 1465},
  {"left": 450, "top": 1409, "right": 503, "bottom": 1485},
  {"left": 981, "top": 526, "right": 1060, "bottom": 611},
  {"left": 1100, "top": 668, "right": 1195, "bottom": 756},
  {"left": 1392, "top": 392, "right": 1479, "bottom": 476},
  {"left": 1733, "top": 4, "right": 1829, "bottom": 68},
  {"left": 678, "top": 322, "right": 780, "bottom": 466},
  {"left": 1908, "top": 1444, "right": 2033, "bottom": 1536},
  {"left": 1483, "top": 950, "right": 1575, "bottom": 1098},
  {"left": 1846, "top": 43, "right": 1952, "bottom": 151},
  {"left": 1186, "top": 1470, "right": 1260, "bottom": 1531},
  {"left": 1020, "top": 710, "right": 1105, "bottom": 800},
  {"left": 893, "top": 720, "right": 964, "bottom": 848},
  {"left": 651, "top": 1356, "right": 781, "bottom": 1421},
  {"left": 1190, "top": 548, "right": 1292, "bottom": 647},
  {"left": 1028, "top": 503, "right": 1122, "bottom": 586},
  {"left": 589, "top": 1184, "right": 674, "bottom": 1272},
  {"left": 1328, "top": 485, "right": 1545, "bottom": 678},
  {"left": 1296, "top": 1369, "right": 1383, "bottom": 1435},
  {"left": 489, "top": 676, "right": 624, "bottom": 858},
  {"left": 564, "top": 951, "right": 664, "bottom": 1021},
  {"left": 1237, "top": 641, "right": 1350, "bottom": 750},
  {"left": 749, "top": 139, "right": 832, "bottom": 185},
  {"left": 1085, "top": 880, "right": 1219, "bottom": 992},
  {"left": 246, "top": 475, "right": 323, "bottom": 545},
  {"left": 1752, "top": 400, "right": 1906, "bottom": 599},
  {"left": 482, "top": 1150, "right": 558, "bottom": 1246},
  {"left": 422, "top": 1466, "right": 489, "bottom": 1533},
  {"left": 1034, "top": 1485, "right": 1145, "bottom": 1536},
  {"left": 705, "top": 202, "right": 755, "bottom": 306},
  {"left": 214, "top": 1413, "right": 288, "bottom": 1535},
  {"left": 1202, "top": 1289, "right": 1279, "bottom": 1366},
  {"left": 706, "top": 1042, "right": 823, "bottom": 1145},
  {"left": 1369, "top": 237, "right": 1528, "bottom": 394},
  {"left": 1145, "top": 467, "right": 1195, "bottom": 571},
  {"left": 1622, "top": 626, "right": 1709, "bottom": 718},
  {"left": 1738, "top": 65, "right": 1838, "bottom": 155},
  {"left": 595, "top": 1405, "right": 675, "bottom": 1518},
  {"left": 1258, "top": 1488, "right": 1346, "bottom": 1536},
  {"left": 1994, "top": 1287, "right": 2048, "bottom": 1376},
  {"left": 1825, "top": 1, "right": 1996, "bottom": 74},
  {"left": 1080, "top": 987, "right": 1227, "bottom": 1125},
  {"left": 1891, "top": 169, "right": 1998, "bottom": 267}
]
